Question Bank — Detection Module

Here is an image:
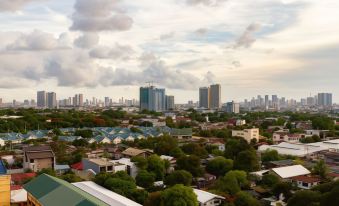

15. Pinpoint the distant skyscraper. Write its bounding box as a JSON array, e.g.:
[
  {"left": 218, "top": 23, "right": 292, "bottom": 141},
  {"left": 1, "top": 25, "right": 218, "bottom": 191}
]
[
  {"left": 223, "top": 101, "right": 240, "bottom": 114},
  {"left": 46, "top": 92, "right": 57, "bottom": 109},
  {"left": 199, "top": 87, "right": 210, "bottom": 108},
  {"left": 0, "top": 98, "right": 2, "bottom": 106},
  {"left": 105, "top": 97, "right": 110, "bottom": 107},
  {"left": 37, "top": 91, "right": 47, "bottom": 108},
  {"left": 307, "top": 96, "right": 315, "bottom": 106},
  {"left": 73, "top": 94, "right": 84, "bottom": 107},
  {"left": 209, "top": 84, "right": 221, "bottom": 109},
  {"left": 140, "top": 86, "right": 166, "bottom": 112},
  {"left": 317, "top": 93, "right": 332, "bottom": 106},
  {"left": 165, "top": 95, "right": 175, "bottom": 110},
  {"left": 265, "top": 95, "right": 269, "bottom": 108}
]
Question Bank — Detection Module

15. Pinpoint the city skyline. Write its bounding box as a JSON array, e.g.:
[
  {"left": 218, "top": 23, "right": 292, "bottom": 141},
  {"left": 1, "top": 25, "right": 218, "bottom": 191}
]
[{"left": 0, "top": 0, "right": 339, "bottom": 103}]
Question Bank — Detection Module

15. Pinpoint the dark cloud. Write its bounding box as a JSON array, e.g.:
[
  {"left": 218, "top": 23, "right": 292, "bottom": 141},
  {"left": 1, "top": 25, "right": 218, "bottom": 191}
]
[
  {"left": 89, "top": 43, "right": 134, "bottom": 60},
  {"left": 74, "top": 33, "right": 99, "bottom": 48},
  {"left": 70, "top": 0, "right": 133, "bottom": 32},
  {"left": 0, "top": 0, "right": 42, "bottom": 12},
  {"left": 234, "top": 23, "right": 261, "bottom": 49}
]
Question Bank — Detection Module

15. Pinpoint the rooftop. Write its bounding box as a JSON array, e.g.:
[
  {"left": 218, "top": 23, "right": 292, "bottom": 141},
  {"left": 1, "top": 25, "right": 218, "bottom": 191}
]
[
  {"left": 272, "top": 165, "right": 310, "bottom": 179},
  {"left": 193, "top": 189, "right": 225, "bottom": 204},
  {"left": 23, "top": 174, "right": 108, "bottom": 206},
  {"left": 122, "top": 148, "right": 146, "bottom": 157},
  {"left": 73, "top": 181, "right": 142, "bottom": 206}
]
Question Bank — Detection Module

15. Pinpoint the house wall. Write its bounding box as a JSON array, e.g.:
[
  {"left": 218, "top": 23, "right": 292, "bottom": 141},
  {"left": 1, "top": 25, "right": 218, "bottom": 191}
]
[
  {"left": 199, "top": 198, "right": 223, "bottom": 206},
  {"left": 0, "top": 175, "right": 11, "bottom": 206},
  {"left": 27, "top": 192, "right": 43, "bottom": 206}
]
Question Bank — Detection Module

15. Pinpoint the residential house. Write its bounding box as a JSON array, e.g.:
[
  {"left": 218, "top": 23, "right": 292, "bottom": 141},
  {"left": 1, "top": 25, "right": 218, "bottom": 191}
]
[
  {"left": 232, "top": 128, "right": 259, "bottom": 143},
  {"left": 290, "top": 175, "right": 320, "bottom": 189},
  {"left": 0, "top": 137, "right": 5, "bottom": 146},
  {"left": 58, "top": 136, "right": 82, "bottom": 142},
  {"left": 171, "top": 128, "right": 193, "bottom": 139},
  {"left": 111, "top": 158, "right": 138, "bottom": 178},
  {"left": 82, "top": 158, "right": 126, "bottom": 174},
  {"left": 272, "top": 132, "right": 304, "bottom": 144},
  {"left": 23, "top": 146, "right": 55, "bottom": 172},
  {"left": 194, "top": 189, "right": 225, "bottom": 206},
  {"left": 24, "top": 174, "right": 109, "bottom": 206},
  {"left": 270, "top": 165, "right": 311, "bottom": 180},
  {"left": 122, "top": 148, "right": 152, "bottom": 158}
]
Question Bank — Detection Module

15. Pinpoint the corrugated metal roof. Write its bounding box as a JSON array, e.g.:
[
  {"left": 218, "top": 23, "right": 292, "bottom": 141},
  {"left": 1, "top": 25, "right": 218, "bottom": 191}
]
[
  {"left": 23, "top": 174, "right": 108, "bottom": 206},
  {"left": 272, "top": 165, "right": 310, "bottom": 179}
]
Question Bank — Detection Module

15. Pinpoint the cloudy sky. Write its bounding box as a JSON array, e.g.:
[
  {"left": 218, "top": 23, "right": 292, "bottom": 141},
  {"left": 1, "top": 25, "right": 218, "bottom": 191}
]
[{"left": 0, "top": 0, "right": 338, "bottom": 103}]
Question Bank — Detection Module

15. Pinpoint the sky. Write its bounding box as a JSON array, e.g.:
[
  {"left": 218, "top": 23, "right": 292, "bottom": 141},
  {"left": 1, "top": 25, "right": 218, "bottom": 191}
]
[{"left": 0, "top": 0, "right": 338, "bottom": 103}]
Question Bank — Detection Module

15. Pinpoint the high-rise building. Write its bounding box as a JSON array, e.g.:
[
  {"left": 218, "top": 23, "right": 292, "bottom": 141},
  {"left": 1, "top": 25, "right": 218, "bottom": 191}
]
[
  {"left": 105, "top": 97, "right": 110, "bottom": 107},
  {"left": 165, "top": 95, "right": 175, "bottom": 110},
  {"left": 264, "top": 95, "right": 269, "bottom": 108},
  {"left": 0, "top": 98, "right": 2, "bottom": 106},
  {"left": 307, "top": 96, "right": 315, "bottom": 106},
  {"left": 140, "top": 86, "right": 166, "bottom": 112},
  {"left": 46, "top": 92, "right": 57, "bottom": 109},
  {"left": 73, "top": 94, "right": 84, "bottom": 107},
  {"left": 317, "top": 93, "right": 332, "bottom": 106},
  {"left": 199, "top": 87, "right": 210, "bottom": 108},
  {"left": 37, "top": 91, "right": 47, "bottom": 108},
  {"left": 223, "top": 101, "right": 240, "bottom": 114},
  {"left": 209, "top": 84, "right": 221, "bottom": 109}
]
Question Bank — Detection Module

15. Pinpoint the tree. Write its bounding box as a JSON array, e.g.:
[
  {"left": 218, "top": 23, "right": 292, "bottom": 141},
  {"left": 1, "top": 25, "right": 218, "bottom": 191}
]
[
  {"left": 261, "top": 174, "right": 280, "bottom": 188},
  {"left": 234, "top": 149, "right": 259, "bottom": 172},
  {"left": 312, "top": 160, "right": 329, "bottom": 179},
  {"left": 181, "top": 143, "right": 208, "bottom": 158},
  {"left": 154, "top": 135, "right": 178, "bottom": 155},
  {"left": 161, "top": 184, "right": 198, "bottom": 206},
  {"left": 261, "top": 149, "right": 280, "bottom": 163},
  {"left": 147, "top": 155, "right": 165, "bottom": 180},
  {"left": 169, "top": 147, "right": 184, "bottom": 158},
  {"left": 72, "top": 139, "right": 89, "bottom": 147},
  {"left": 61, "top": 173, "right": 82, "bottom": 183},
  {"left": 104, "top": 178, "right": 136, "bottom": 196},
  {"left": 320, "top": 186, "right": 339, "bottom": 206},
  {"left": 214, "top": 170, "right": 248, "bottom": 195},
  {"left": 206, "top": 157, "right": 233, "bottom": 177},
  {"left": 272, "top": 182, "right": 293, "bottom": 201},
  {"left": 144, "top": 191, "right": 162, "bottom": 206},
  {"left": 287, "top": 190, "right": 320, "bottom": 206},
  {"left": 37, "top": 168, "right": 56, "bottom": 176},
  {"left": 136, "top": 170, "right": 155, "bottom": 189},
  {"left": 74, "top": 129, "right": 93, "bottom": 138},
  {"left": 224, "top": 138, "right": 251, "bottom": 160},
  {"left": 131, "top": 156, "right": 148, "bottom": 170},
  {"left": 164, "top": 170, "right": 192, "bottom": 186},
  {"left": 176, "top": 155, "right": 204, "bottom": 177},
  {"left": 234, "top": 191, "right": 260, "bottom": 206}
]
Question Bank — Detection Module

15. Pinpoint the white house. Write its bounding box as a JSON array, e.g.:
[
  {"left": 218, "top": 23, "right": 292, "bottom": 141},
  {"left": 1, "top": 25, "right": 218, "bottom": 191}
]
[
  {"left": 232, "top": 128, "right": 259, "bottom": 143},
  {"left": 193, "top": 189, "right": 225, "bottom": 206},
  {"left": 0, "top": 138, "right": 5, "bottom": 147}
]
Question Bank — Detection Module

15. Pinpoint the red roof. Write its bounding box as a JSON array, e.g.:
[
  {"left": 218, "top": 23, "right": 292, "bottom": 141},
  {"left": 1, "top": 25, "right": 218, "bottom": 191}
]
[
  {"left": 11, "top": 185, "right": 23, "bottom": 191},
  {"left": 71, "top": 162, "right": 83, "bottom": 170},
  {"left": 290, "top": 175, "right": 320, "bottom": 183},
  {"left": 11, "top": 173, "right": 36, "bottom": 183}
]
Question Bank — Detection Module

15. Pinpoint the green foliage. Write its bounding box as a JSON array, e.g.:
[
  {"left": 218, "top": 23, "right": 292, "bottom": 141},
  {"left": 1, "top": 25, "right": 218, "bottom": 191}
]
[
  {"left": 164, "top": 170, "right": 192, "bottom": 187},
  {"left": 181, "top": 143, "right": 208, "bottom": 158},
  {"left": 136, "top": 170, "right": 155, "bottom": 189},
  {"left": 130, "top": 127, "right": 143, "bottom": 133},
  {"left": 287, "top": 190, "right": 321, "bottom": 206},
  {"left": 169, "top": 147, "right": 185, "bottom": 158},
  {"left": 206, "top": 156, "right": 233, "bottom": 177},
  {"left": 74, "top": 129, "right": 93, "bottom": 138},
  {"left": 224, "top": 138, "right": 251, "bottom": 160},
  {"left": 154, "top": 135, "right": 178, "bottom": 155},
  {"left": 261, "top": 149, "right": 280, "bottom": 163},
  {"left": 60, "top": 173, "right": 82, "bottom": 183},
  {"left": 234, "top": 149, "right": 259, "bottom": 172},
  {"left": 214, "top": 170, "right": 248, "bottom": 195},
  {"left": 312, "top": 160, "right": 329, "bottom": 179},
  {"left": 272, "top": 182, "right": 293, "bottom": 201},
  {"left": 176, "top": 155, "right": 204, "bottom": 177},
  {"left": 261, "top": 174, "right": 280, "bottom": 188},
  {"left": 144, "top": 191, "right": 162, "bottom": 206},
  {"left": 104, "top": 178, "right": 136, "bottom": 196},
  {"left": 311, "top": 116, "right": 335, "bottom": 130},
  {"left": 161, "top": 184, "right": 198, "bottom": 206},
  {"left": 234, "top": 191, "right": 261, "bottom": 206},
  {"left": 131, "top": 156, "right": 148, "bottom": 170},
  {"left": 147, "top": 155, "right": 166, "bottom": 180},
  {"left": 72, "top": 138, "right": 89, "bottom": 147},
  {"left": 37, "top": 168, "right": 56, "bottom": 176},
  {"left": 300, "top": 135, "right": 321, "bottom": 143}
]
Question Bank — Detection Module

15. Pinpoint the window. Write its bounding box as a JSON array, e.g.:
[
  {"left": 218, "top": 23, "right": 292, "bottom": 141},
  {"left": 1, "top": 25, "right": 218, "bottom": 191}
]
[
  {"left": 107, "top": 166, "right": 113, "bottom": 171},
  {"left": 30, "top": 159, "right": 34, "bottom": 163},
  {"left": 302, "top": 182, "right": 309, "bottom": 187},
  {"left": 100, "top": 166, "right": 106, "bottom": 172}
]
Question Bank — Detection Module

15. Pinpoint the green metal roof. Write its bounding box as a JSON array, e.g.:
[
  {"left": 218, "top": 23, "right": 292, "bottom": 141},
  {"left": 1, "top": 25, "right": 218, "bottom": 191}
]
[{"left": 23, "top": 174, "right": 109, "bottom": 206}]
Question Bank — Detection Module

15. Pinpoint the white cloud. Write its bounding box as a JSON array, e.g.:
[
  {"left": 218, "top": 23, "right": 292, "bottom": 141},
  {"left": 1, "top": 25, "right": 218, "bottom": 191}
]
[
  {"left": 0, "top": 0, "right": 43, "bottom": 12},
  {"left": 89, "top": 43, "right": 134, "bottom": 60},
  {"left": 74, "top": 33, "right": 99, "bottom": 48}
]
